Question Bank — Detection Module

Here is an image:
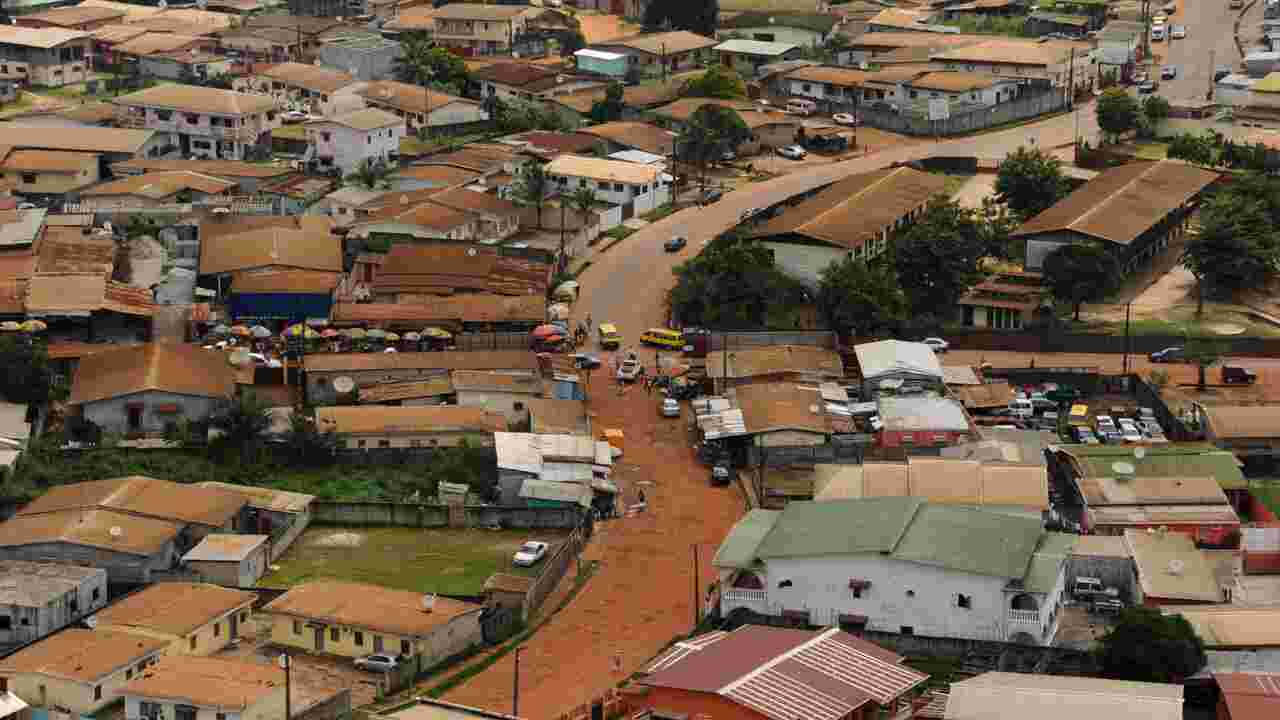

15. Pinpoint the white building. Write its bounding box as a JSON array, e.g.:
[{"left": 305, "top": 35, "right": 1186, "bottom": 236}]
[
  {"left": 113, "top": 85, "right": 281, "bottom": 161},
  {"left": 543, "top": 154, "right": 670, "bottom": 231},
  {"left": 355, "top": 80, "right": 489, "bottom": 133},
  {"left": 304, "top": 107, "right": 405, "bottom": 176},
  {"left": 715, "top": 498, "right": 1070, "bottom": 646},
  {"left": 901, "top": 71, "right": 1023, "bottom": 111}
]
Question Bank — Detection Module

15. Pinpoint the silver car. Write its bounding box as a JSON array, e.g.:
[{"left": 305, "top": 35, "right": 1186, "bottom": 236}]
[{"left": 355, "top": 654, "right": 399, "bottom": 672}]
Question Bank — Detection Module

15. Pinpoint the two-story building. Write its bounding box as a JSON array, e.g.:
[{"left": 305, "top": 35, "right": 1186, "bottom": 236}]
[
  {"left": 588, "top": 31, "right": 718, "bottom": 79},
  {"left": 236, "top": 61, "right": 361, "bottom": 117},
  {"left": 713, "top": 39, "right": 803, "bottom": 78},
  {"left": 930, "top": 37, "right": 1097, "bottom": 92},
  {"left": 429, "top": 4, "right": 538, "bottom": 57},
  {"left": 0, "top": 26, "right": 90, "bottom": 88},
  {"left": 469, "top": 61, "right": 606, "bottom": 104},
  {"left": 715, "top": 498, "right": 1071, "bottom": 646},
  {"left": 356, "top": 80, "right": 489, "bottom": 133},
  {"left": 303, "top": 108, "right": 404, "bottom": 176},
  {"left": 113, "top": 85, "right": 281, "bottom": 161},
  {"left": 543, "top": 154, "right": 669, "bottom": 230}
]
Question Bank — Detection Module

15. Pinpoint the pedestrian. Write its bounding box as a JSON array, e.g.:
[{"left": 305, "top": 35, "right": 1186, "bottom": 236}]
[
  {"left": 646, "top": 378, "right": 653, "bottom": 395},
  {"left": 638, "top": 487, "right": 646, "bottom": 504}
]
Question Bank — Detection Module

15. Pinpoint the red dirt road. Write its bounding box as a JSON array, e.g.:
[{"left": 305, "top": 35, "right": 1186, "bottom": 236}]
[{"left": 441, "top": 367, "right": 746, "bottom": 719}]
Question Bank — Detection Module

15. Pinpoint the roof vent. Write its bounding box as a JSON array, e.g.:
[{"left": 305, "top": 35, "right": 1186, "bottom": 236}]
[
  {"left": 1167, "top": 559, "right": 1185, "bottom": 576},
  {"left": 421, "top": 593, "right": 436, "bottom": 612},
  {"left": 109, "top": 526, "right": 123, "bottom": 538}
]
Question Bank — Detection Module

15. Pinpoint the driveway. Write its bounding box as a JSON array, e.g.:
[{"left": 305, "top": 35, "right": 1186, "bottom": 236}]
[{"left": 1154, "top": 0, "right": 1260, "bottom": 104}]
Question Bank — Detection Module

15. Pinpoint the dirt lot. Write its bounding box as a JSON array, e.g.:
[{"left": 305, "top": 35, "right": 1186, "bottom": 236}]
[
  {"left": 262, "top": 527, "right": 566, "bottom": 596},
  {"left": 440, "top": 365, "right": 748, "bottom": 719}
]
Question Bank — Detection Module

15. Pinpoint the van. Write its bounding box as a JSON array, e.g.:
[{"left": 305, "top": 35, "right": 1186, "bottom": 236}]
[
  {"left": 786, "top": 98, "right": 817, "bottom": 116},
  {"left": 1073, "top": 576, "right": 1119, "bottom": 600},
  {"left": 1008, "top": 398, "right": 1033, "bottom": 419},
  {"left": 640, "top": 327, "right": 684, "bottom": 349},
  {"left": 597, "top": 323, "right": 621, "bottom": 349}
]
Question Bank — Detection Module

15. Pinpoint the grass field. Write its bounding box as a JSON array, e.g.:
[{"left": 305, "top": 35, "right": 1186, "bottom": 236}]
[{"left": 262, "top": 527, "right": 569, "bottom": 596}]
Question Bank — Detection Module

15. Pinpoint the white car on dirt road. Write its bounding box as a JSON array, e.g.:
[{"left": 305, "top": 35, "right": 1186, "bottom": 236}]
[{"left": 513, "top": 541, "right": 550, "bottom": 566}]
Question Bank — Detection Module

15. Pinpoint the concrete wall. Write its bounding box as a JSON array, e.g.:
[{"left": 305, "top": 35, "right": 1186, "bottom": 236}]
[
  {"left": 186, "top": 545, "right": 268, "bottom": 587},
  {"left": 5, "top": 159, "right": 99, "bottom": 196},
  {"left": 0, "top": 569, "right": 108, "bottom": 648},
  {"left": 0, "top": 542, "right": 176, "bottom": 585},
  {"left": 337, "top": 429, "right": 497, "bottom": 450},
  {"left": 81, "top": 390, "right": 223, "bottom": 437},
  {"left": 265, "top": 609, "right": 482, "bottom": 662},
  {"left": 310, "top": 501, "right": 583, "bottom": 529},
  {"left": 454, "top": 389, "right": 534, "bottom": 427}
]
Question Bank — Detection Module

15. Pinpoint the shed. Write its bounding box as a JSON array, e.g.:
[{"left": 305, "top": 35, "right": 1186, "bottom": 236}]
[{"left": 181, "top": 534, "right": 270, "bottom": 587}]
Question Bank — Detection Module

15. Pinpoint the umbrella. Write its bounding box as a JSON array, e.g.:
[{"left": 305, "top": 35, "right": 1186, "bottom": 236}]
[
  {"left": 0, "top": 321, "right": 20, "bottom": 332},
  {"left": 366, "top": 328, "right": 388, "bottom": 339},
  {"left": 343, "top": 328, "right": 367, "bottom": 339},
  {"left": 19, "top": 320, "right": 46, "bottom": 333},
  {"left": 250, "top": 325, "right": 272, "bottom": 339},
  {"left": 383, "top": 347, "right": 398, "bottom": 353},
  {"left": 304, "top": 328, "right": 321, "bottom": 340},
  {"left": 532, "top": 324, "right": 564, "bottom": 339},
  {"left": 402, "top": 331, "right": 422, "bottom": 342},
  {"left": 211, "top": 324, "right": 231, "bottom": 335},
  {"left": 229, "top": 325, "right": 252, "bottom": 337},
  {"left": 282, "top": 324, "right": 307, "bottom": 338},
  {"left": 384, "top": 332, "right": 400, "bottom": 342},
  {"left": 423, "top": 327, "right": 452, "bottom": 339},
  {"left": 320, "top": 328, "right": 340, "bottom": 338}
]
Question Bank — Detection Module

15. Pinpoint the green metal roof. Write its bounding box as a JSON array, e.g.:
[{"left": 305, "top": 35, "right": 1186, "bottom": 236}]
[
  {"left": 1255, "top": 72, "right": 1280, "bottom": 94},
  {"left": 891, "top": 503, "right": 1044, "bottom": 579},
  {"left": 1022, "top": 531, "right": 1078, "bottom": 593},
  {"left": 1065, "top": 443, "right": 1246, "bottom": 490},
  {"left": 718, "top": 11, "right": 841, "bottom": 33},
  {"left": 713, "top": 509, "right": 780, "bottom": 569},
  {"left": 756, "top": 497, "right": 922, "bottom": 560},
  {"left": 1030, "top": 12, "right": 1092, "bottom": 26}
]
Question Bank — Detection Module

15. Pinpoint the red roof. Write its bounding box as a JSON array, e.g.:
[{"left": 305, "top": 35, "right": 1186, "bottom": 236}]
[
  {"left": 1216, "top": 672, "right": 1280, "bottom": 720},
  {"left": 642, "top": 626, "right": 926, "bottom": 720}
]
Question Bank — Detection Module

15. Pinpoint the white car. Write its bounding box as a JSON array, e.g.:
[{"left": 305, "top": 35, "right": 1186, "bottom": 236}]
[
  {"left": 513, "top": 541, "right": 550, "bottom": 567},
  {"left": 661, "top": 398, "right": 680, "bottom": 417},
  {"left": 922, "top": 337, "right": 950, "bottom": 353},
  {"left": 776, "top": 145, "right": 807, "bottom": 160},
  {"left": 617, "top": 358, "right": 641, "bottom": 382},
  {"left": 354, "top": 654, "right": 399, "bottom": 672},
  {"left": 832, "top": 113, "right": 858, "bottom": 126},
  {"left": 281, "top": 110, "right": 309, "bottom": 124},
  {"left": 739, "top": 207, "right": 762, "bottom": 222},
  {"left": 1117, "top": 419, "right": 1144, "bottom": 443},
  {"left": 1170, "top": 25, "right": 1186, "bottom": 39}
]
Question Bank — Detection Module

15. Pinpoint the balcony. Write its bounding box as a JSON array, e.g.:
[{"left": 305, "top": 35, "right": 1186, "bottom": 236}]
[
  {"left": 722, "top": 588, "right": 767, "bottom": 614},
  {"left": 1006, "top": 608, "right": 1045, "bottom": 644}
]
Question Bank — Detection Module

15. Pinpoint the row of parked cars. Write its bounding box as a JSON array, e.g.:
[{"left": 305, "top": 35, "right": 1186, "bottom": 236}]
[{"left": 1071, "top": 406, "right": 1167, "bottom": 444}]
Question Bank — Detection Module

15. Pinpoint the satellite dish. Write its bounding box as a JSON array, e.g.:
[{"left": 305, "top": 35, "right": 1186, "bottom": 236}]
[
  {"left": 158, "top": 0, "right": 167, "bottom": 8},
  {"left": 421, "top": 593, "right": 436, "bottom": 612},
  {"left": 467, "top": 247, "right": 477, "bottom": 256},
  {"left": 109, "top": 526, "right": 122, "bottom": 537},
  {"left": 1134, "top": 446, "right": 1147, "bottom": 460},
  {"left": 1167, "top": 559, "right": 1185, "bottom": 575},
  {"left": 103, "top": 221, "right": 114, "bottom": 234},
  {"left": 85, "top": 616, "right": 97, "bottom": 629},
  {"left": 1111, "top": 461, "right": 1135, "bottom": 476},
  {"left": 333, "top": 376, "right": 355, "bottom": 394}
]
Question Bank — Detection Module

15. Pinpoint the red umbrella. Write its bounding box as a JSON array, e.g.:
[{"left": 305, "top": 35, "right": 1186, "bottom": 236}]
[{"left": 531, "top": 324, "right": 564, "bottom": 339}]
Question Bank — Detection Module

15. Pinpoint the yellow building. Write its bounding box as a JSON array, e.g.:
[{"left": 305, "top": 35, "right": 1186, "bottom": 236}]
[
  {"left": 1, "top": 150, "right": 99, "bottom": 196},
  {"left": 262, "top": 581, "right": 484, "bottom": 667},
  {"left": 120, "top": 655, "right": 348, "bottom": 720},
  {"left": 0, "top": 628, "right": 166, "bottom": 715},
  {"left": 90, "top": 582, "right": 256, "bottom": 656}
]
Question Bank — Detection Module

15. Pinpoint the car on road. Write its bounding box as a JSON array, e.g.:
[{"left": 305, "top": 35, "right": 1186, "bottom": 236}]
[
  {"left": 1133, "top": 70, "right": 1149, "bottom": 84},
  {"left": 921, "top": 337, "right": 949, "bottom": 353},
  {"left": 597, "top": 323, "right": 621, "bottom": 349},
  {"left": 617, "top": 358, "right": 641, "bottom": 382},
  {"left": 355, "top": 654, "right": 400, "bottom": 672},
  {"left": 571, "top": 353, "right": 601, "bottom": 370},
  {"left": 1170, "top": 25, "right": 1186, "bottom": 39},
  {"left": 720, "top": 149, "right": 736, "bottom": 162},
  {"left": 1161, "top": 65, "right": 1178, "bottom": 79},
  {"left": 1215, "top": 66, "right": 1233, "bottom": 82},
  {"left": 1149, "top": 346, "right": 1184, "bottom": 362},
  {"left": 1230, "top": 0, "right": 1243, "bottom": 7},
  {"left": 700, "top": 188, "right": 723, "bottom": 205},
  {"left": 1074, "top": 426, "right": 1101, "bottom": 444},
  {"left": 776, "top": 144, "right": 808, "bottom": 160},
  {"left": 740, "top": 207, "right": 762, "bottom": 221},
  {"left": 1223, "top": 365, "right": 1258, "bottom": 384},
  {"left": 1150, "top": 24, "right": 1165, "bottom": 40},
  {"left": 1138, "top": 80, "right": 1159, "bottom": 93},
  {"left": 661, "top": 398, "right": 680, "bottom": 418},
  {"left": 513, "top": 541, "right": 550, "bottom": 566},
  {"left": 832, "top": 113, "right": 858, "bottom": 126},
  {"left": 664, "top": 235, "right": 687, "bottom": 252},
  {"left": 1118, "top": 418, "right": 1144, "bottom": 443}
]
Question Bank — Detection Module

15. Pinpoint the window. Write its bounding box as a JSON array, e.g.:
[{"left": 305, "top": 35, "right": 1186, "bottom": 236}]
[
  {"left": 410, "top": 440, "right": 421, "bottom": 448},
  {"left": 401, "top": 639, "right": 411, "bottom": 655},
  {"left": 355, "top": 631, "right": 364, "bottom": 646},
  {"left": 613, "top": 183, "right": 623, "bottom": 192},
  {"left": 217, "top": 715, "right": 226, "bottom": 720},
  {"left": 20, "top": 173, "right": 35, "bottom": 184},
  {"left": 155, "top": 109, "right": 173, "bottom": 121},
  {"left": 126, "top": 669, "right": 133, "bottom": 680},
  {"left": 777, "top": 579, "right": 793, "bottom": 589},
  {"left": 905, "top": 589, "right": 915, "bottom": 597},
  {"left": 19, "top": 617, "right": 28, "bottom": 626},
  {"left": 367, "top": 136, "right": 372, "bottom": 144},
  {"left": 140, "top": 701, "right": 162, "bottom": 719},
  {"left": 957, "top": 593, "right": 972, "bottom": 609},
  {"left": 379, "top": 439, "right": 391, "bottom": 448},
  {"left": 900, "top": 626, "right": 914, "bottom": 636},
  {"left": 374, "top": 635, "right": 384, "bottom": 652},
  {"left": 137, "top": 661, "right": 148, "bottom": 672},
  {"left": 190, "top": 635, "right": 198, "bottom": 650},
  {"left": 184, "top": 113, "right": 200, "bottom": 124},
  {"left": 214, "top": 622, "right": 220, "bottom": 637},
  {"left": 93, "top": 685, "right": 102, "bottom": 701},
  {"left": 240, "top": 612, "right": 248, "bottom": 622},
  {"left": 357, "top": 439, "right": 367, "bottom": 448},
  {"left": 175, "top": 705, "right": 197, "bottom": 720},
  {"left": 330, "top": 627, "right": 340, "bottom": 642},
  {"left": 293, "top": 620, "right": 302, "bottom": 634},
  {"left": 513, "top": 402, "right": 524, "bottom": 411}
]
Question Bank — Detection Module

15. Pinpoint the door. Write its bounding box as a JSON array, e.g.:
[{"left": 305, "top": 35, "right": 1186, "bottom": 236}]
[
  {"left": 229, "top": 612, "right": 238, "bottom": 639},
  {"left": 373, "top": 634, "right": 384, "bottom": 653},
  {"left": 127, "top": 406, "right": 143, "bottom": 432},
  {"left": 313, "top": 626, "right": 325, "bottom": 651}
]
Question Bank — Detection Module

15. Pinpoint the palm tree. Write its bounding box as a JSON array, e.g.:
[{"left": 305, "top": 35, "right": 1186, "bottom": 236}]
[
  {"left": 346, "top": 158, "right": 390, "bottom": 190},
  {"left": 514, "top": 162, "right": 551, "bottom": 228},
  {"left": 568, "top": 185, "right": 597, "bottom": 232}
]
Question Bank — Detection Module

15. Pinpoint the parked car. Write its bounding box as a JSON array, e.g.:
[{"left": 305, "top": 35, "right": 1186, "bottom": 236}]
[
  {"left": 1149, "top": 346, "right": 1184, "bottom": 362},
  {"left": 921, "top": 337, "right": 949, "bottom": 353},
  {"left": 281, "top": 110, "right": 309, "bottom": 124},
  {"left": 571, "top": 353, "right": 601, "bottom": 370},
  {"left": 1170, "top": 25, "right": 1186, "bottom": 39},
  {"left": 740, "top": 207, "right": 762, "bottom": 222},
  {"left": 1074, "top": 426, "right": 1100, "bottom": 444},
  {"left": 1161, "top": 65, "right": 1178, "bottom": 79},
  {"left": 1118, "top": 418, "right": 1144, "bottom": 443},
  {"left": 1222, "top": 365, "right": 1257, "bottom": 384},
  {"left": 355, "top": 654, "right": 400, "bottom": 672},
  {"left": 700, "top": 188, "right": 723, "bottom": 205},
  {"left": 617, "top": 358, "right": 641, "bottom": 382},
  {"left": 513, "top": 541, "right": 550, "bottom": 567},
  {"left": 1150, "top": 24, "right": 1166, "bottom": 40},
  {"left": 1138, "top": 80, "right": 1159, "bottom": 94},
  {"left": 1073, "top": 576, "right": 1120, "bottom": 601},
  {"left": 664, "top": 235, "right": 687, "bottom": 252},
  {"left": 776, "top": 145, "right": 807, "bottom": 160},
  {"left": 1008, "top": 397, "right": 1034, "bottom": 419},
  {"left": 832, "top": 113, "right": 858, "bottom": 126},
  {"left": 1046, "top": 386, "right": 1083, "bottom": 405},
  {"left": 711, "top": 462, "right": 732, "bottom": 486},
  {"left": 661, "top": 398, "right": 680, "bottom": 417}
]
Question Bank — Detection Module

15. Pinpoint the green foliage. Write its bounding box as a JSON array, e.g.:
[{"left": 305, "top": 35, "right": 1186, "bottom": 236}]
[
  {"left": 281, "top": 406, "right": 337, "bottom": 466},
  {"left": 393, "top": 33, "right": 468, "bottom": 93},
  {"left": 1185, "top": 338, "right": 1226, "bottom": 389},
  {"left": 678, "top": 104, "right": 750, "bottom": 190},
  {"left": 514, "top": 162, "right": 552, "bottom": 227},
  {"left": 1142, "top": 94, "right": 1171, "bottom": 125},
  {"left": 680, "top": 65, "right": 747, "bottom": 100},
  {"left": 493, "top": 96, "right": 573, "bottom": 133},
  {"left": 568, "top": 185, "right": 597, "bottom": 228},
  {"left": 978, "top": 196, "right": 1021, "bottom": 261},
  {"left": 1167, "top": 132, "right": 1217, "bottom": 166},
  {"left": 209, "top": 391, "right": 272, "bottom": 464},
  {"left": 1041, "top": 242, "right": 1120, "bottom": 320},
  {"left": 1148, "top": 369, "right": 1170, "bottom": 391},
  {"left": 1183, "top": 174, "right": 1280, "bottom": 298},
  {"left": 1095, "top": 88, "right": 1139, "bottom": 142},
  {"left": 0, "top": 336, "right": 57, "bottom": 405},
  {"left": 642, "top": 0, "right": 718, "bottom": 36},
  {"left": 345, "top": 158, "right": 391, "bottom": 190},
  {"left": 668, "top": 234, "right": 808, "bottom": 328},
  {"left": 891, "top": 196, "right": 987, "bottom": 315},
  {"left": 589, "top": 82, "right": 625, "bottom": 122},
  {"left": 948, "top": 13, "right": 1032, "bottom": 36},
  {"left": 994, "top": 146, "right": 1068, "bottom": 220},
  {"left": 1097, "top": 607, "right": 1206, "bottom": 683},
  {"left": 816, "top": 257, "right": 907, "bottom": 338}
]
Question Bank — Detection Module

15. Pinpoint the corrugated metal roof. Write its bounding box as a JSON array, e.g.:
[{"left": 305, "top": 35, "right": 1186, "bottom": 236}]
[
  {"left": 715, "top": 38, "right": 799, "bottom": 56},
  {"left": 944, "top": 672, "right": 1182, "bottom": 720},
  {"left": 854, "top": 339, "right": 943, "bottom": 380},
  {"left": 181, "top": 533, "right": 268, "bottom": 562},
  {"left": 713, "top": 509, "right": 780, "bottom": 569},
  {"left": 1125, "top": 528, "right": 1224, "bottom": 602},
  {"left": 518, "top": 478, "right": 592, "bottom": 507}
]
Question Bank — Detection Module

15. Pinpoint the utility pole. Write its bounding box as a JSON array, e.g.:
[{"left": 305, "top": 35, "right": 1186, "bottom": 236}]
[
  {"left": 1208, "top": 48, "right": 1216, "bottom": 101},
  {"left": 1122, "top": 302, "right": 1132, "bottom": 375},
  {"left": 1067, "top": 47, "right": 1075, "bottom": 109},
  {"left": 692, "top": 543, "right": 700, "bottom": 628},
  {"left": 1141, "top": 0, "right": 1151, "bottom": 70},
  {"left": 278, "top": 654, "right": 291, "bottom": 720},
  {"left": 513, "top": 646, "right": 523, "bottom": 718},
  {"left": 558, "top": 199, "right": 567, "bottom": 274}
]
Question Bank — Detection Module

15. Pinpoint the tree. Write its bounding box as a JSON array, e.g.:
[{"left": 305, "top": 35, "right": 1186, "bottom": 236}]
[
  {"left": 891, "top": 197, "right": 987, "bottom": 315},
  {"left": 1182, "top": 176, "right": 1280, "bottom": 306},
  {"left": 1142, "top": 95, "right": 1171, "bottom": 128},
  {"left": 1097, "top": 607, "right": 1205, "bottom": 683},
  {"left": 1185, "top": 339, "right": 1224, "bottom": 389},
  {"left": 994, "top": 146, "right": 1068, "bottom": 220},
  {"left": 978, "top": 196, "right": 1020, "bottom": 260},
  {"left": 816, "top": 257, "right": 907, "bottom": 339},
  {"left": 1041, "top": 243, "right": 1120, "bottom": 321},
  {"left": 281, "top": 405, "right": 337, "bottom": 465},
  {"left": 680, "top": 65, "right": 746, "bottom": 99},
  {"left": 0, "top": 335, "right": 56, "bottom": 405},
  {"left": 1167, "top": 132, "right": 1217, "bottom": 166},
  {"left": 667, "top": 234, "right": 808, "bottom": 328},
  {"left": 642, "top": 0, "right": 718, "bottom": 36},
  {"left": 677, "top": 104, "right": 750, "bottom": 192},
  {"left": 1096, "top": 88, "right": 1139, "bottom": 142},
  {"left": 393, "top": 33, "right": 468, "bottom": 93},
  {"left": 210, "top": 391, "right": 272, "bottom": 464},
  {"left": 493, "top": 97, "right": 572, "bottom": 133},
  {"left": 514, "top": 162, "right": 552, "bottom": 228},
  {"left": 589, "top": 81, "right": 625, "bottom": 122},
  {"left": 568, "top": 185, "right": 597, "bottom": 233},
  {"left": 346, "top": 158, "right": 390, "bottom": 190}
]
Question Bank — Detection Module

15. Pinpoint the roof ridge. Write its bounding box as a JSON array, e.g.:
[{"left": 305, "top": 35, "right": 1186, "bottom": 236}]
[
  {"left": 718, "top": 627, "right": 839, "bottom": 693},
  {"left": 1066, "top": 160, "right": 1156, "bottom": 235},
  {"left": 887, "top": 496, "right": 924, "bottom": 553},
  {"left": 799, "top": 167, "right": 905, "bottom": 237}
]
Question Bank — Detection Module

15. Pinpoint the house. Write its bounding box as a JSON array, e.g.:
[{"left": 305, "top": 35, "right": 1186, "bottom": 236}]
[
  {"left": 588, "top": 31, "right": 719, "bottom": 79},
  {"left": 1023, "top": 12, "right": 1092, "bottom": 38},
  {"left": 1071, "top": 470, "right": 1240, "bottom": 546},
  {"left": 837, "top": 32, "right": 987, "bottom": 66},
  {"left": 0, "top": 26, "right": 90, "bottom": 88},
  {"left": 110, "top": 158, "right": 293, "bottom": 194},
  {"left": 812, "top": 458, "right": 1048, "bottom": 511},
  {"left": 470, "top": 62, "right": 605, "bottom": 104},
  {"left": 0, "top": 629, "right": 167, "bottom": 716},
  {"left": 713, "top": 39, "right": 803, "bottom": 78},
  {"left": 705, "top": 345, "right": 844, "bottom": 387},
  {"left": 715, "top": 498, "right": 1070, "bottom": 645},
  {"left": 698, "top": 382, "right": 851, "bottom": 467},
  {"left": 303, "top": 350, "right": 539, "bottom": 405},
  {"left": 716, "top": 12, "right": 841, "bottom": 48},
  {"left": 113, "top": 85, "right": 281, "bottom": 162},
  {"left": 194, "top": 482, "right": 315, "bottom": 561},
  {"left": 957, "top": 270, "right": 1050, "bottom": 330},
  {"left": 0, "top": 150, "right": 99, "bottom": 199},
  {"left": 577, "top": 121, "right": 677, "bottom": 157},
  {"left": 1048, "top": 443, "right": 1250, "bottom": 517},
  {"left": 317, "top": 33, "right": 404, "bottom": 82},
  {"left": 428, "top": 4, "right": 538, "bottom": 57},
  {"left": 181, "top": 535, "right": 270, "bottom": 588},
  {"left": 304, "top": 108, "right": 405, "bottom": 176},
  {"left": 635, "top": 626, "right": 926, "bottom": 720},
  {"left": 199, "top": 215, "right": 341, "bottom": 283},
  {"left": 901, "top": 71, "right": 1023, "bottom": 111},
  {"left": 356, "top": 81, "right": 489, "bottom": 133},
  {"left": 121, "top": 656, "right": 348, "bottom": 720},
  {"left": 943, "top": 672, "right": 1182, "bottom": 720},
  {"left": 0, "top": 126, "right": 160, "bottom": 166},
  {"left": 0, "top": 561, "right": 108, "bottom": 651},
  {"left": 217, "top": 28, "right": 302, "bottom": 65},
  {"left": 784, "top": 65, "right": 870, "bottom": 110},
  {"left": 1096, "top": 21, "right": 1146, "bottom": 80},
  {"left": 316, "top": 406, "right": 508, "bottom": 451},
  {"left": 88, "top": 23, "right": 147, "bottom": 68},
  {"left": 875, "top": 395, "right": 973, "bottom": 455},
  {"left": 135, "top": 50, "right": 232, "bottom": 88},
  {"left": 263, "top": 580, "right": 484, "bottom": 665},
  {"left": 1215, "top": 672, "right": 1280, "bottom": 720},
  {"left": 1125, "top": 528, "right": 1227, "bottom": 605},
  {"left": 379, "top": 698, "right": 532, "bottom": 720},
  {"left": 354, "top": 187, "right": 522, "bottom": 244},
  {"left": 237, "top": 62, "right": 360, "bottom": 117},
  {"left": 929, "top": 38, "right": 1097, "bottom": 91},
  {"left": 92, "top": 582, "right": 256, "bottom": 656},
  {"left": 0, "top": 509, "right": 181, "bottom": 584},
  {"left": 67, "top": 344, "right": 236, "bottom": 436},
  {"left": 17, "top": 6, "right": 126, "bottom": 31},
  {"left": 74, "top": 171, "right": 236, "bottom": 210},
  {"left": 747, "top": 166, "right": 947, "bottom": 285},
  {"left": 356, "top": 377, "right": 454, "bottom": 406},
  {"left": 1171, "top": 607, "right": 1280, "bottom": 648},
  {"left": 866, "top": 7, "right": 948, "bottom": 32},
  {"left": 526, "top": 397, "right": 590, "bottom": 435},
  {"left": 1198, "top": 405, "right": 1280, "bottom": 469},
  {"left": 650, "top": 98, "right": 799, "bottom": 153},
  {"left": 0, "top": 208, "right": 44, "bottom": 255},
  {"left": 493, "top": 432, "right": 614, "bottom": 512},
  {"left": 854, "top": 339, "right": 945, "bottom": 388},
  {"left": 22, "top": 271, "right": 154, "bottom": 340},
  {"left": 359, "top": 242, "right": 546, "bottom": 301},
  {"left": 543, "top": 155, "right": 669, "bottom": 229},
  {"left": 113, "top": 33, "right": 213, "bottom": 65},
  {"left": 1016, "top": 161, "right": 1220, "bottom": 275},
  {"left": 452, "top": 371, "right": 545, "bottom": 426},
  {"left": 227, "top": 270, "right": 338, "bottom": 325}
]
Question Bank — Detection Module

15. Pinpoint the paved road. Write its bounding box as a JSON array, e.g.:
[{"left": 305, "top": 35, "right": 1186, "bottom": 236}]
[
  {"left": 1157, "top": 0, "right": 1262, "bottom": 103},
  {"left": 574, "top": 104, "right": 1101, "bottom": 342}
]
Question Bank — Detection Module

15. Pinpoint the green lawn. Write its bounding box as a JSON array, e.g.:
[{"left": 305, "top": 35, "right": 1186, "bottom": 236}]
[
  {"left": 1133, "top": 142, "right": 1170, "bottom": 160},
  {"left": 1250, "top": 478, "right": 1280, "bottom": 520},
  {"left": 261, "top": 526, "right": 568, "bottom": 596},
  {"left": 272, "top": 124, "right": 308, "bottom": 141}
]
